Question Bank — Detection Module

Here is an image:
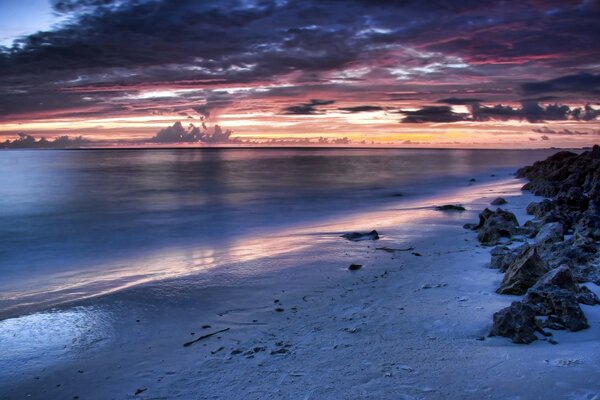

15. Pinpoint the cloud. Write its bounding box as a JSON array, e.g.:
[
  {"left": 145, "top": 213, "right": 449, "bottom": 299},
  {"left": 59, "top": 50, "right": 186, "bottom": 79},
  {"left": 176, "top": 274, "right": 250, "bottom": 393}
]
[
  {"left": 338, "top": 105, "right": 383, "bottom": 113},
  {"left": 148, "top": 121, "right": 236, "bottom": 143},
  {"left": 471, "top": 101, "right": 578, "bottom": 123},
  {"left": 541, "top": 135, "right": 550, "bottom": 140},
  {"left": 283, "top": 99, "right": 336, "bottom": 115},
  {"left": 521, "top": 73, "right": 600, "bottom": 96},
  {"left": 532, "top": 126, "right": 600, "bottom": 136},
  {"left": 400, "top": 106, "right": 468, "bottom": 123},
  {"left": 436, "top": 97, "right": 482, "bottom": 105},
  {"left": 0, "top": 0, "right": 599, "bottom": 136},
  {"left": 0, "top": 133, "right": 89, "bottom": 148}
]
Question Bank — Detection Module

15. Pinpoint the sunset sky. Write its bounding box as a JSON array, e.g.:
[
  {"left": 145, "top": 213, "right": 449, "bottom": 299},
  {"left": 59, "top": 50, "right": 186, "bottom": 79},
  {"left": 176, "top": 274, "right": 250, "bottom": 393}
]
[{"left": 0, "top": 0, "right": 599, "bottom": 148}]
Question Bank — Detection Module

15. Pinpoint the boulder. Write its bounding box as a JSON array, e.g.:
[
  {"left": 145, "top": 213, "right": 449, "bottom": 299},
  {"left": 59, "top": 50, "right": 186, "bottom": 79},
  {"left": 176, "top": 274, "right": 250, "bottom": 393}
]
[
  {"left": 525, "top": 288, "right": 589, "bottom": 331},
  {"left": 436, "top": 204, "right": 466, "bottom": 212},
  {"left": 491, "top": 197, "right": 507, "bottom": 206},
  {"left": 531, "top": 265, "right": 600, "bottom": 306},
  {"left": 574, "top": 211, "right": 600, "bottom": 240},
  {"left": 489, "top": 301, "right": 544, "bottom": 344},
  {"left": 556, "top": 187, "right": 589, "bottom": 211},
  {"left": 490, "top": 244, "right": 526, "bottom": 272},
  {"left": 341, "top": 230, "right": 380, "bottom": 241},
  {"left": 476, "top": 208, "right": 520, "bottom": 245},
  {"left": 497, "top": 246, "right": 548, "bottom": 295}
]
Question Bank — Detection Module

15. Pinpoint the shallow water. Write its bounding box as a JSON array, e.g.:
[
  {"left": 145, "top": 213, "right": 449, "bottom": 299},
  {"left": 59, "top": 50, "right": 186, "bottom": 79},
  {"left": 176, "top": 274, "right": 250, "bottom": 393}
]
[{"left": 0, "top": 148, "right": 555, "bottom": 316}]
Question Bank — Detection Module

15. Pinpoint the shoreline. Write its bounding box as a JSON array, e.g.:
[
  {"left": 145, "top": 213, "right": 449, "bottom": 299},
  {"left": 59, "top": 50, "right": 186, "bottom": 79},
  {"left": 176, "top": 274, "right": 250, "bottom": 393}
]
[
  {"left": 2, "top": 172, "right": 598, "bottom": 399},
  {"left": 0, "top": 166, "right": 521, "bottom": 321}
]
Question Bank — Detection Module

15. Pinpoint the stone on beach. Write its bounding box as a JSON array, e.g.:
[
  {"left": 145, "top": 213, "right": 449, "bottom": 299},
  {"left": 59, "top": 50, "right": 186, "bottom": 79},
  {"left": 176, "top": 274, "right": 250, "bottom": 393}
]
[
  {"left": 489, "top": 301, "right": 544, "bottom": 344},
  {"left": 435, "top": 204, "right": 466, "bottom": 212},
  {"left": 491, "top": 197, "right": 507, "bottom": 205},
  {"left": 496, "top": 245, "right": 548, "bottom": 295},
  {"left": 476, "top": 208, "right": 520, "bottom": 245},
  {"left": 341, "top": 230, "right": 380, "bottom": 241}
]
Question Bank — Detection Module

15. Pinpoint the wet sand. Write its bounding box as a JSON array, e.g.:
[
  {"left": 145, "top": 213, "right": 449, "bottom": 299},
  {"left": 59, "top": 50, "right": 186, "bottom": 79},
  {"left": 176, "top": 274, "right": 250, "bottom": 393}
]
[{"left": 1, "top": 177, "right": 598, "bottom": 400}]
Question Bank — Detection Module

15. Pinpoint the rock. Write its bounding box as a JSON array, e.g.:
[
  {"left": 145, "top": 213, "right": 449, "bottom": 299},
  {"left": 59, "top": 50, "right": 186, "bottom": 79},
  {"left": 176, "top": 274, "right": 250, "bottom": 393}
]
[
  {"left": 525, "top": 288, "right": 589, "bottom": 331},
  {"left": 577, "top": 286, "right": 600, "bottom": 305},
  {"left": 556, "top": 187, "right": 589, "bottom": 210},
  {"left": 534, "top": 222, "right": 564, "bottom": 256},
  {"left": 489, "top": 301, "right": 544, "bottom": 344},
  {"left": 491, "top": 197, "right": 507, "bottom": 205},
  {"left": 476, "top": 208, "right": 520, "bottom": 245},
  {"left": 436, "top": 204, "right": 466, "bottom": 211},
  {"left": 341, "top": 230, "right": 380, "bottom": 241},
  {"left": 575, "top": 211, "right": 600, "bottom": 240},
  {"left": 348, "top": 263, "right": 362, "bottom": 271},
  {"left": 531, "top": 265, "right": 600, "bottom": 305},
  {"left": 526, "top": 199, "right": 555, "bottom": 218},
  {"left": 463, "top": 223, "right": 478, "bottom": 230},
  {"left": 531, "top": 265, "right": 578, "bottom": 292},
  {"left": 497, "top": 246, "right": 548, "bottom": 295},
  {"left": 490, "top": 245, "right": 517, "bottom": 272},
  {"left": 522, "top": 220, "right": 541, "bottom": 238}
]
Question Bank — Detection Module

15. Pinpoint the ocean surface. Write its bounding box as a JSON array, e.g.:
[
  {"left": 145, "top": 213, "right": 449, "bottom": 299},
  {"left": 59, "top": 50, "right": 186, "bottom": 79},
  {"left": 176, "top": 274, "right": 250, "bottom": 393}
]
[{"left": 0, "top": 148, "right": 556, "bottom": 316}]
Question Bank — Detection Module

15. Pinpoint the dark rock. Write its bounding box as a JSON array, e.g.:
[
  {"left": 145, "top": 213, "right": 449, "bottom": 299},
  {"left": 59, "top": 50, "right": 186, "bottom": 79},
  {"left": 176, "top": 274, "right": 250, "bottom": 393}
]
[
  {"left": 531, "top": 265, "right": 578, "bottom": 292},
  {"left": 534, "top": 222, "right": 564, "bottom": 255},
  {"left": 497, "top": 246, "right": 548, "bottom": 295},
  {"left": 476, "top": 208, "right": 520, "bottom": 245},
  {"left": 526, "top": 199, "right": 555, "bottom": 218},
  {"left": 556, "top": 187, "right": 589, "bottom": 211},
  {"left": 341, "top": 230, "right": 380, "bottom": 241},
  {"left": 491, "top": 197, "right": 508, "bottom": 205},
  {"left": 436, "top": 204, "right": 466, "bottom": 212},
  {"left": 525, "top": 288, "right": 589, "bottom": 331},
  {"left": 348, "top": 263, "right": 363, "bottom": 271},
  {"left": 575, "top": 211, "right": 600, "bottom": 240},
  {"left": 463, "top": 223, "right": 478, "bottom": 230},
  {"left": 489, "top": 301, "right": 544, "bottom": 344},
  {"left": 490, "top": 245, "right": 518, "bottom": 272},
  {"left": 577, "top": 286, "right": 600, "bottom": 305},
  {"left": 522, "top": 220, "right": 541, "bottom": 238}
]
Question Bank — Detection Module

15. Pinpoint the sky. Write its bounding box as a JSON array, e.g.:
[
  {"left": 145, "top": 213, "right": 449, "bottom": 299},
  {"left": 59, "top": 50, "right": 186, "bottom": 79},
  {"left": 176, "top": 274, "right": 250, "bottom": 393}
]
[{"left": 0, "top": 0, "right": 599, "bottom": 148}]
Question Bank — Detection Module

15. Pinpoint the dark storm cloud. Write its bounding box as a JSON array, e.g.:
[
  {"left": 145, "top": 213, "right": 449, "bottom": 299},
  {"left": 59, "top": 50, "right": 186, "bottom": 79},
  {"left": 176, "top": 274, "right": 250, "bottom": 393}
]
[
  {"left": 400, "top": 106, "right": 468, "bottom": 123},
  {"left": 521, "top": 73, "right": 600, "bottom": 96},
  {"left": 0, "top": 0, "right": 599, "bottom": 120},
  {"left": 283, "top": 99, "right": 336, "bottom": 115},
  {"left": 338, "top": 105, "right": 384, "bottom": 113}
]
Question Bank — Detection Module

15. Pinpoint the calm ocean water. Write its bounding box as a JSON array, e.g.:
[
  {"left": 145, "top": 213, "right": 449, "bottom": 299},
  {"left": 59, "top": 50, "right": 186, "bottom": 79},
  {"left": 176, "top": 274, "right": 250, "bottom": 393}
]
[{"left": 0, "top": 148, "right": 556, "bottom": 313}]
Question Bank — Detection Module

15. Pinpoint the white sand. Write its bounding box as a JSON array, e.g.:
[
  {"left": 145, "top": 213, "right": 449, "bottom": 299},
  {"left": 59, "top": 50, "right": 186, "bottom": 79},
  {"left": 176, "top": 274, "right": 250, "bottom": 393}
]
[{"left": 1, "top": 177, "right": 599, "bottom": 400}]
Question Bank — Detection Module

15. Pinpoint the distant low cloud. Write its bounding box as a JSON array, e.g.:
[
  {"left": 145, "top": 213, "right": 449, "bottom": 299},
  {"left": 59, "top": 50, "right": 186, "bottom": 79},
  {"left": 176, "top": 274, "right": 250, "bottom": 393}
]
[
  {"left": 148, "top": 121, "right": 236, "bottom": 144},
  {"left": 436, "top": 97, "right": 482, "bottom": 105},
  {"left": 472, "top": 101, "right": 571, "bottom": 123},
  {"left": 521, "top": 73, "right": 600, "bottom": 96},
  {"left": 338, "top": 105, "right": 383, "bottom": 113},
  {"left": 541, "top": 135, "right": 550, "bottom": 141},
  {"left": 400, "top": 106, "right": 468, "bottom": 123},
  {"left": 532, "top": 126, "right": 600, "bottom": 136},
  {"left": 1, "top": 133, "right": 88, "bottom": 149},
  {"left": 283, "top": 99, "right": 336, "bottom": 115}
]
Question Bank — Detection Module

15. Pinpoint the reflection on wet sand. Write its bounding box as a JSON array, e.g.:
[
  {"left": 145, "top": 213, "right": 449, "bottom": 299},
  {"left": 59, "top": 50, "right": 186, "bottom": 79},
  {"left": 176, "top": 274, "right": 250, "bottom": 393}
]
[{"left": 0, "top": 178, "right": 523, "bottom": 320}]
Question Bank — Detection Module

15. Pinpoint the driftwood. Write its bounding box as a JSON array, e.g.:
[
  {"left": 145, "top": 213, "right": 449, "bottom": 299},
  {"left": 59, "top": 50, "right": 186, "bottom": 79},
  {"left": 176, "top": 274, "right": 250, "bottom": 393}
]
[{"left": 183, "top": 328, "right": 230, "bottom": 347}]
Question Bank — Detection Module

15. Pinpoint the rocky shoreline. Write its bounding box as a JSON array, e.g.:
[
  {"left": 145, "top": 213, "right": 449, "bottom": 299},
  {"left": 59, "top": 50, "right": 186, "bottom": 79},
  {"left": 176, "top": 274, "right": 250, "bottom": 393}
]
[{"left": 466, "top": 145, "right": 600, "bottom": 344}]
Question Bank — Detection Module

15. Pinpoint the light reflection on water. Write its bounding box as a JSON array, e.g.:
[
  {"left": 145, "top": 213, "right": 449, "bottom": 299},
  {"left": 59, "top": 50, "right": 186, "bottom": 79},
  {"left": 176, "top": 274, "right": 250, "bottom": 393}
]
[
  {"left": 0, "top": 306, "right": 113, "bottom": 381},
  {"left": 1, "top": 177, "right": 524, "bottom": 318}
]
